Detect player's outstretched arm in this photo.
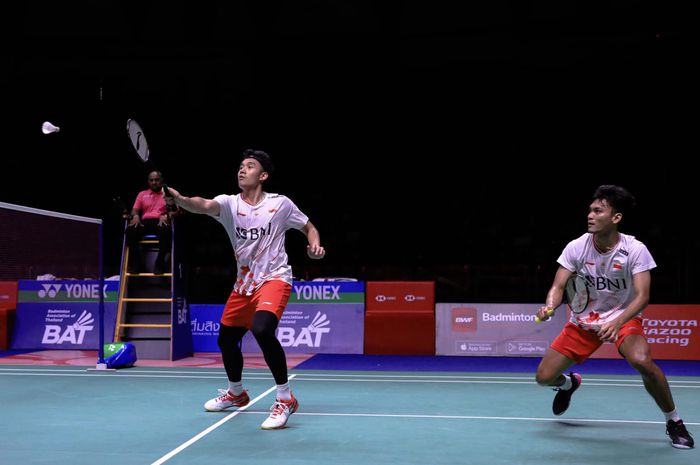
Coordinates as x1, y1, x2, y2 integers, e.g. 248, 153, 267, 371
165, 187, 220, 216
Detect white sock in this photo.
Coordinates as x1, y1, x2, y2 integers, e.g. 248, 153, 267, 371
664, 409, 680, 422
276, 382, 292, 401
228, 381, 244, 396
559, 374, 573, 391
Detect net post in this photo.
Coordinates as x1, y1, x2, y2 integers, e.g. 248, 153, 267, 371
87, 220, 115, 372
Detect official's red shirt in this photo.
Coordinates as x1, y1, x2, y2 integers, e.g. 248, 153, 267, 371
132, 189, 167, 220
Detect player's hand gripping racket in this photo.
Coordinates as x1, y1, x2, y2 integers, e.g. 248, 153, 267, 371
536, 275, 590, 323
126, 118, 176, 212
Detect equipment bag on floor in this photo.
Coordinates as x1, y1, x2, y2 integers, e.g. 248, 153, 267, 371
103, 342, 137, 368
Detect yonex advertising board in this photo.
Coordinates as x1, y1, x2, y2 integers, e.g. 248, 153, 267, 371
190, 281, 365, 354
11, 280, 118, 350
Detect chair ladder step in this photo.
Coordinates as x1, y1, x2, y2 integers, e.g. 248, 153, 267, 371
127, 272, 173, 277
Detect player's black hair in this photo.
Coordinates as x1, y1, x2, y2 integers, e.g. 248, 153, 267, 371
592, 185, 636, 217
242, 149, 274, 176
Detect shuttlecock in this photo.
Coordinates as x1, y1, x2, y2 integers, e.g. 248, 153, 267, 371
42, 121, 60, 134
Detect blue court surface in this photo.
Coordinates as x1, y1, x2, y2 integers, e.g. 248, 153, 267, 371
0, 354, 697, 464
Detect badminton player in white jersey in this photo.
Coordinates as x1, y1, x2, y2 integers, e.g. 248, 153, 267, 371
534, 185, 693, 449
165, 149, 325, 429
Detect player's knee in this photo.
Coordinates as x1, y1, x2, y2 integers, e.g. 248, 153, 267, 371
250, 311, 278, 340
627, 354, 655, 376
250, 322, 275, 341
217, 324, 245, 349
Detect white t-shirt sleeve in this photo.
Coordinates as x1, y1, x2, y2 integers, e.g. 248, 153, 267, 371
212, 194, 234, 226
557, 237, 583, 273
281, 197, 309, 230
629, 241, 657, 274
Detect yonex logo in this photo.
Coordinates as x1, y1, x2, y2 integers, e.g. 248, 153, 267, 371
404, 294, 416, 302
293, 285, 341, 301
375, 294, 386, 302
38, 284, 62, 298
38, 283, 108, 300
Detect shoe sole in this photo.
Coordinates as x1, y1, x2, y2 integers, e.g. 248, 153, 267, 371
261, 424, 287, 430
260, 402, 298, 429
670, 443, 693, 449
260, 416, 295, 430
204, 405, 248, 412
204, 400, 250, 412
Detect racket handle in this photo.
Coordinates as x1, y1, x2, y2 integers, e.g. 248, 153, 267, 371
162, 184, 177, 212
535, 307, 555, 324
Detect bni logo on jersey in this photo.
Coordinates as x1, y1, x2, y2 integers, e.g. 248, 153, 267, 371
452, 307, 477, 332
42, 310, 95, 345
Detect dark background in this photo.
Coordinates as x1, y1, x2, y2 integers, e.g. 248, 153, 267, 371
2, 1, 696, 304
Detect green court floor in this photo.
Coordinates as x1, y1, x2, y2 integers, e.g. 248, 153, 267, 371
0, 366, 697, 464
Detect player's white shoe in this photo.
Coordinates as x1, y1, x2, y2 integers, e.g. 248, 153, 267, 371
261, 393, 299, 429
204, 389, 250, 412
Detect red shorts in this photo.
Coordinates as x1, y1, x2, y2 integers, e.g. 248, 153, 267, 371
550, 317, 645, 364
220, 280, 292, 328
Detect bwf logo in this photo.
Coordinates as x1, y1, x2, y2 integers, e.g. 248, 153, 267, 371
452, 307, 477, 332
42, 310, 95, 344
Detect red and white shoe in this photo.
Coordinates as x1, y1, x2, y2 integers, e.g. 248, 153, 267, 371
204, 389, 250, 412
261, 393, 299, 429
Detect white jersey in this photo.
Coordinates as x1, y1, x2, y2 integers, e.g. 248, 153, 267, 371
212, 192, 309, 295
557, 232, 656, 330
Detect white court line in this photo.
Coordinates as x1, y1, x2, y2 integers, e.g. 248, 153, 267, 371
1, 370, 699, 387
0, 372, 277, 381
3, 367, 699, 384
294, 373, 700, 384
234, 410, 700, 426
150, 374, 295, 465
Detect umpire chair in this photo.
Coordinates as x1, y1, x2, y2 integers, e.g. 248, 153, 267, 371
114, 217, 192, 360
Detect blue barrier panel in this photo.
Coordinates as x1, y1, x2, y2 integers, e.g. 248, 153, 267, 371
11, 280, 118, 350
191, 281, 365, 354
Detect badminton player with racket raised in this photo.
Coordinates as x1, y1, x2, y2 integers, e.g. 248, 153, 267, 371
534, 185, 693, 449
164, 149, 325, 430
